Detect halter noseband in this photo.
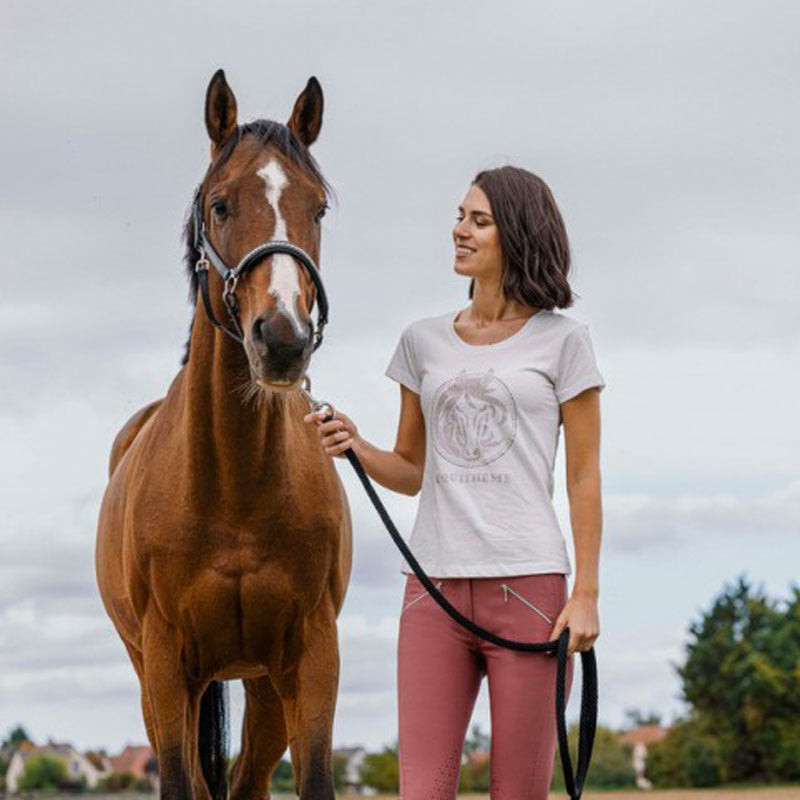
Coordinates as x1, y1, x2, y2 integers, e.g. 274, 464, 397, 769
191, 184, 329, 350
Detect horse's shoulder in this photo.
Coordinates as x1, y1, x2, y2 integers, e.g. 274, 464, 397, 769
109, 398, 165, 478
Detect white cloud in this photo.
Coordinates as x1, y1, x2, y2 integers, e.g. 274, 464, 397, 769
601, 478, 800, 553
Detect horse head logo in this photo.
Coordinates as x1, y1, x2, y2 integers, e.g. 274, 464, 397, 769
431, 368, 517, 468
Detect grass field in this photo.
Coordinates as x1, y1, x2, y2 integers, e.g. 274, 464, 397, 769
32, 789, 800, 800
335, 792, 800, 799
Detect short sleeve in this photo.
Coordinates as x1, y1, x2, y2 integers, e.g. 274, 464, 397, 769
555, 324, 606, 403
385, 323, 422, 394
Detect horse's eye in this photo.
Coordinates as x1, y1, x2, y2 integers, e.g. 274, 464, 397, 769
314, 204, 328, 224
211, 200, 228, 220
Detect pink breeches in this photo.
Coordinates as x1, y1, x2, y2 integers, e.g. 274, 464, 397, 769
397, 572, 574, 800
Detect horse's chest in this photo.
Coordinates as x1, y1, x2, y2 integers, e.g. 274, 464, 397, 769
168, 564, 319, 674
142, 508, 336, 612
127, 448, 346, 656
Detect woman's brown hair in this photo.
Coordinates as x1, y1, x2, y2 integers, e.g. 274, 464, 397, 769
469, 165, 574, 309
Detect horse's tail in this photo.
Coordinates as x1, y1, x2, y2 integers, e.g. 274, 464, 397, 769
198, 680, 229, 800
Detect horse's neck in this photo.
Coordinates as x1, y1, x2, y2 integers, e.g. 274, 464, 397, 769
182, 315, 295, 494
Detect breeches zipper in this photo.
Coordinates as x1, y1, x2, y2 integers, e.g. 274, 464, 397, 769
403, 580, 443, 612
500, 583, 554, 624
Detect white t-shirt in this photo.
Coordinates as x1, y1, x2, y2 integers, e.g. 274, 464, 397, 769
384, 307, 605, 578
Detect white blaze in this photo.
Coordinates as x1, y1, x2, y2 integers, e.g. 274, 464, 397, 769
256, 158, 305, 337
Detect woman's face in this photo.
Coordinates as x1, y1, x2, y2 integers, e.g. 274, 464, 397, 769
452, 183, 503, 281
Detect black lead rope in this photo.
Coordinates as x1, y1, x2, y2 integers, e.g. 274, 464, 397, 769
321, 411, 598, 800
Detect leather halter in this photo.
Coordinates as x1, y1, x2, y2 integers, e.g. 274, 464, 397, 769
191, 184, 329, 350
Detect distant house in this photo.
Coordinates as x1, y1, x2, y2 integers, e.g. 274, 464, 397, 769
110, 745, 157, 780
464, 748, 490, 768
85, 750, 114, 774
109, 744, 158, 792
5, 741, 111, 793
618, 724, 669, 790
332, 746, 375, 795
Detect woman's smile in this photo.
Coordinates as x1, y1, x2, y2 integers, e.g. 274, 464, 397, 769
455, 244, 476, 258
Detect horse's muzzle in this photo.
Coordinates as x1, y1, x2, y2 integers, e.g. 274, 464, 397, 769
246, 312, 313, 386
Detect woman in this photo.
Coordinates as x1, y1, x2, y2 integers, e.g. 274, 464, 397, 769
303, 165, 604, 800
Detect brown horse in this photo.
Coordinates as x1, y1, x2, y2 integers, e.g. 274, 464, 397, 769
96, 70, 352, 800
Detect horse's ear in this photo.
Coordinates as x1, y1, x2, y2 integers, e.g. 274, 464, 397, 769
287, 76, 323, 147
205, 69, 238, 157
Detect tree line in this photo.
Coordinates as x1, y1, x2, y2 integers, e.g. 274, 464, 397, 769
646, 574, 800, 786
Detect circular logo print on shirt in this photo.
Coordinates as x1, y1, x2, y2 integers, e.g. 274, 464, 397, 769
431, 368, 517, 468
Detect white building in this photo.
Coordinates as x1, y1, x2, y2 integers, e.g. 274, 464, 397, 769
5, 742, 111, 793
332, 746, 376, 795
618, 725, 669, 790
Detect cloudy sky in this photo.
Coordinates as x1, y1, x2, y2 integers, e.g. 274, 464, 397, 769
1, 0, 798, 758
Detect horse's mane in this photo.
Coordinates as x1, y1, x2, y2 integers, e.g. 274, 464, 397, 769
180, 119, 333, 365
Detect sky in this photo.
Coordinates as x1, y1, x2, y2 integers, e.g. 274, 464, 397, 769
1, 0, 798, 758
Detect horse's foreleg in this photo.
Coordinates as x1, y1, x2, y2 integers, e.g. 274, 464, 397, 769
121, 640, 159, 752
142, 615, 200, 800
229, 675, 288, 800
276, 602, 339, 800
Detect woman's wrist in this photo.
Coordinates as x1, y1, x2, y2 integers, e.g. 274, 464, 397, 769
572, 581, 599, 599
351, 434, 368, 458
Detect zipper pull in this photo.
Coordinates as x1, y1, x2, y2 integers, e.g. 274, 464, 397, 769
502, 583, 508, 602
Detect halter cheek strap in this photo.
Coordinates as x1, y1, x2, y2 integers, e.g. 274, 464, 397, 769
191, 185, 329, 349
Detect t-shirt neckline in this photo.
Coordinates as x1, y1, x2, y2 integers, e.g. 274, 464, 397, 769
447, 307, 548, 351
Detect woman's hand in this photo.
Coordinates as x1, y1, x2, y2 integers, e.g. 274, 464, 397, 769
548, 591, 600, 656
302, 406, 361, 459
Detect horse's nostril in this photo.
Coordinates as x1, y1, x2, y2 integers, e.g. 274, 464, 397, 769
252, 318, 268, 346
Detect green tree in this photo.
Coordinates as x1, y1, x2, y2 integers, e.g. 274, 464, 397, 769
332, 752, 349, 791
2, 726, 31, 749
97, 771, 135, 792
358, 741, 399, 793
268, 758, 295, 793
646, 713, 722, 788
460, 752, 490, 793
678, 574, 800, 782
463, 722, 491, 756
550, 724, 635, 791
623, 708, 662, 726
19, 754, 68, 791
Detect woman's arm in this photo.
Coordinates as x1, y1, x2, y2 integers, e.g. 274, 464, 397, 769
549, 386, 603, 655
304, 384, 426, 496
563, 386, 603, 599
